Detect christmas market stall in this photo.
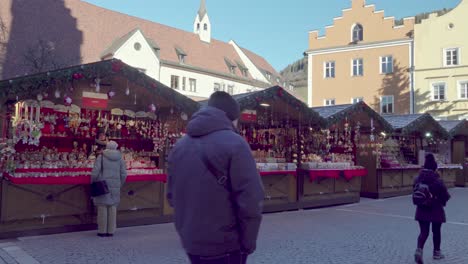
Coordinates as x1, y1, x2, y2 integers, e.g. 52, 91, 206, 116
0, 59, 199, 237
300, 102, 393, 207
439, 120, 468, 187
231, 86, 326, 213
378, 114, 455, 198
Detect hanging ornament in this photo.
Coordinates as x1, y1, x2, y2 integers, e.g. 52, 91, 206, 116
170, 108, 174, 115
64, 96, 72, 106
181, 112, 188, 121
36, 94, 43, 101
43, 92, 49, 99
134, 94, 137, 105
108, 90, 116, 98
94, 78, 101, 92
125, 81, 130, 96
69, 84, 74, 92
72, 73, 84, 80
149, 103, 156, 112
54, 89, 61, 98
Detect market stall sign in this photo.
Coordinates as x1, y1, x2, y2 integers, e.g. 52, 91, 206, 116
241, 110, 257, 122
82, 92, 108, 109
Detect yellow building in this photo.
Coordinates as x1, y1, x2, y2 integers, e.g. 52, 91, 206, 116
305, 0, 414, 115
414, 0, 468, 120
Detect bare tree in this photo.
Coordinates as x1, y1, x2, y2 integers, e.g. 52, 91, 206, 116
22, 38, 81, 74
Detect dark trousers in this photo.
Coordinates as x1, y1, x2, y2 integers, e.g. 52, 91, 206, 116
188, 251, 247, 264
417, 220, 442, 251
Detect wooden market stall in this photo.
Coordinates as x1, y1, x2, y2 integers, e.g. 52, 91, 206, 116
0, 59, 199, 238
377, 114, 455, 199
231, 86, 326, 213
439, 120, 468, 187
303, 102, 393, 205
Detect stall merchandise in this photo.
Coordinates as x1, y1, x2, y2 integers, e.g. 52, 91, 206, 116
439, 120, 468, 187
303, 102, 392, 204
374, 114, 455, 198
0, 59, 199, 237
230, 86, 325, 212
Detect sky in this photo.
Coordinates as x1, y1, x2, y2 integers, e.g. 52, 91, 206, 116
83, 0, 461, 72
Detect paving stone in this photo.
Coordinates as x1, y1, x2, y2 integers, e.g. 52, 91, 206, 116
8, 188, 468, 264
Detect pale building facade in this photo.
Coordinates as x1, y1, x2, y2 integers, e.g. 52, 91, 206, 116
414, 0, 468, 120
305, 0, 415, 115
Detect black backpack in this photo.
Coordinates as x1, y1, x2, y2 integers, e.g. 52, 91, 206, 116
412, 182, 434, 207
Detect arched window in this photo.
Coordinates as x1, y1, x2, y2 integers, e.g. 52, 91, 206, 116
352, 24, 363, 42
204, 24, 208, 30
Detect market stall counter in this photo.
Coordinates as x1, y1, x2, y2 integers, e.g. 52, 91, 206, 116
0, 59, 199, 238
232, 86, 326, 213
297, 163, 367, 209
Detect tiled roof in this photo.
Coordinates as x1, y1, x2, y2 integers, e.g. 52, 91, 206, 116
312, 104, 354, 119
438, 120, 462, 133
439, 120, 468, 137
382, 114, 425, 129
0, 0, 279, 82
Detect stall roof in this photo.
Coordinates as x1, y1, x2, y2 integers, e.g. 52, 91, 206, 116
200, 86, 326, 127
234, 86, 326, 127
439, 120, 468, 137
383, 114, 449, 139
0, 59, 200, 114
312, 102, 393, 132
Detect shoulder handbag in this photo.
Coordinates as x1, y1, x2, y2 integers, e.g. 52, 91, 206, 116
90, 155, 110, 197
196, 141, 231, 192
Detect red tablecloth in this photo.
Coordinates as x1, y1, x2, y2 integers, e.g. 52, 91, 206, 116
260, 170, 297, 177
3, 173, 167, 185
307, 168, 367, 181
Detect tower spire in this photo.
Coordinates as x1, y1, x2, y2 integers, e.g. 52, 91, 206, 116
198, 0, 207, 20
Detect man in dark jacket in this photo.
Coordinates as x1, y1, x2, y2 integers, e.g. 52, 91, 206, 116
167, 91, 264, 264
413, 153, 451, 264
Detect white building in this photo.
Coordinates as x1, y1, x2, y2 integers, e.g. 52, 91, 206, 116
0, 0, 281, 100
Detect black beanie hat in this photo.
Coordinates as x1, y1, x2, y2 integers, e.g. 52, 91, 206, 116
424, 153, 438, 172
208, 91, 240, 121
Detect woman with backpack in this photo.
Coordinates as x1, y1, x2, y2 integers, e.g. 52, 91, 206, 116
413, 153, 451, 264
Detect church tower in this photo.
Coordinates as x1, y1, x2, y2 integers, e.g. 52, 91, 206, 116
193, 0, 211, 43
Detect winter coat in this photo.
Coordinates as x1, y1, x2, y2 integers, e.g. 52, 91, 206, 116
167, 106, 265, 257
91, 150, 127, 206
414, 169, 451, 223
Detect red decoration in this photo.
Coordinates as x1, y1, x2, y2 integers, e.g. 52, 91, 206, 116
112, 60, 124, 72
72, 73, 84, 80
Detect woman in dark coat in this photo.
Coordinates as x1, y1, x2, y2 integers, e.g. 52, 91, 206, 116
414, 153, 451, 264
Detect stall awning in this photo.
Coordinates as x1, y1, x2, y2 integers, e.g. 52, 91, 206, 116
383, 113, 449, 139
439, 120, 468, 137
201, 86, 326, 128
0, 59, 200, 115
312, 102, 393, 132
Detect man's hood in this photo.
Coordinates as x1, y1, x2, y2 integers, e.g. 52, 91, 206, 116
186, 106, 235, 137
103, 149, 122, 161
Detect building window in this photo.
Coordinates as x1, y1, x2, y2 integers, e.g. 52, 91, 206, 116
171, 75, 180, 89
229, 66, 236, 74
214, 83, 221, 92
265, 72, 272, 80
324, 99, 335, 106
324, 61, 335, 78
352, 97, 363, 104
352, 24, 363, 42
380, 96, 394, 114
197, 23, 200, 30
444, 48, 459, 66
178, 54, 185, 64
241, 69, 248, 77
227, 85, 234, 95
182, 77, 186, 91
352, 59, 363, 76
459, 81, 468, 99
432, 83, 446, 101
289, 84, 294, 90
380, 56, 393, 74
189, 78, 197, 92
134, 42, 142, 51
204, 24, 208, 30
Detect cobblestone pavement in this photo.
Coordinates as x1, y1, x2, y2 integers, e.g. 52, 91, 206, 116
2, 188, 468, 264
